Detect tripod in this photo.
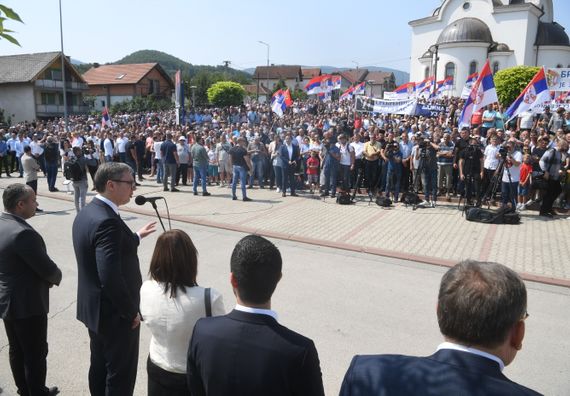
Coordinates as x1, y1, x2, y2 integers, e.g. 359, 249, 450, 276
457, 173, 476, 212
351, 167, 365, 203
481, 158, 505, 209
407, 149, 426, 210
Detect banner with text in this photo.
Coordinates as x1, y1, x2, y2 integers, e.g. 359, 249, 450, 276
415, 103, 448, 117
546, 68, 570, 92
355, 96, 417, 115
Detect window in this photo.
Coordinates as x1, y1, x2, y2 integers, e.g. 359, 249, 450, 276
148, 79, 160, 95
50, 69, 62, 81
469, 61, 478, 75
445, 62, 455, 79
493, 61, 500, 74
41, 93, 56, 105
424, 67, 430, 79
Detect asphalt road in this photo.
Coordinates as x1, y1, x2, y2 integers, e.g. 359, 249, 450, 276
1, 196, 569, 395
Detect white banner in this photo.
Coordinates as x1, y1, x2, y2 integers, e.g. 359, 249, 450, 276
546, 68, 570, 92
356, 96, 417, 115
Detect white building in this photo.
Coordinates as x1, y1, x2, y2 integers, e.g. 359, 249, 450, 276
409, 0, 570, 97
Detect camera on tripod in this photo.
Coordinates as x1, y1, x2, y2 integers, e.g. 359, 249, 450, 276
498, 147, 508, 159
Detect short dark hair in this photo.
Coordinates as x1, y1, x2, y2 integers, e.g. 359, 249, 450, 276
437, 260, 527, 348
93, 162, 132, 193
3, 183, 33, 212
230, 235, 282, 305
149, 230, 198, 298
24, 145, 31, 153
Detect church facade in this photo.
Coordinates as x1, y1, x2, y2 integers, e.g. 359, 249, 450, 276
409, 0, 570, 97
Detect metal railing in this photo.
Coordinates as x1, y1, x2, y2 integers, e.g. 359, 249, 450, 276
34, 79, 88, 90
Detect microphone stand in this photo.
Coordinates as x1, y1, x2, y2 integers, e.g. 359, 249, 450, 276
151, 201, 166, 232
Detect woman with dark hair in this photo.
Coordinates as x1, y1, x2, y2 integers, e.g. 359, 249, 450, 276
140, 230, 224, 396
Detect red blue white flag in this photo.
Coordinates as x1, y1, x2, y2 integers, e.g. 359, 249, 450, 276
101, 106, 112, 128
461, 72, 479, 99
459, 60, 498, 128
504, 67, 551, 121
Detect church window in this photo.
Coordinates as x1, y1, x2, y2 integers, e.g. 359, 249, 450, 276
469, 61, 477, 75
462, 2, 470, 10
445, 62, 455, 79
493, 62, 500, 74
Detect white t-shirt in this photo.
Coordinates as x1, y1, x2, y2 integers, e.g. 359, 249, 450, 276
518, 111, 534, 129
154, 141, 163, 160
350, 141, 364, 160
483, 145, 500, 170
336, 142, 353, 166
502, 150, 523, 183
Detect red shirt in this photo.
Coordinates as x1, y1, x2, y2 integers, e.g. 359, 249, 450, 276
520, 163, 532, 186
471, 109, 483, 126
306, 157, 320, 175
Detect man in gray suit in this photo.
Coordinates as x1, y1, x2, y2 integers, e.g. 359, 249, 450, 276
0, 183, 62, 396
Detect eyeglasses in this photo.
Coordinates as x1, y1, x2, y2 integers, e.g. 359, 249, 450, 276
111, 179, 136, 188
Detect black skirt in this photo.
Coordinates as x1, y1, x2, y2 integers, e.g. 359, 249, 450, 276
147, 355, 190, 396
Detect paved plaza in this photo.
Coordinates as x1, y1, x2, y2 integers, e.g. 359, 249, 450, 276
1, 175, 570, 395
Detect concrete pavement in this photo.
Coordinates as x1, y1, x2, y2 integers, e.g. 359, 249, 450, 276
0, 194, 569, 395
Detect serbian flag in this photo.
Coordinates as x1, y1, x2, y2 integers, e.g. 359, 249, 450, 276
459, 60, 498, 128
317, 91, 332, 102
305, 75, 331, 95
340, 85, 355, 101
416, 76, 435, 99
353, 82, 366, 95
271, 89, 292, 117
328, 75, 342, 90
393, 82, 416, 99
460, 72, 479, 99
504, 67, 551, 121
101, 106, 112, 128
432, 77, 453, 99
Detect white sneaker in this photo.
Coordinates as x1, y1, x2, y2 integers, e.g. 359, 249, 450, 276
526, 199, 534, 206
431, 201, 436, 208
421, 200, 429, 206
516, 203, 521, 210
276, 188, 281, 193
519, 204, 526, 211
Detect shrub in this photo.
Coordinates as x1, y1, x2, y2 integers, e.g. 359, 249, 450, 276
494, 66, 541, 107
207, 81, 245, 106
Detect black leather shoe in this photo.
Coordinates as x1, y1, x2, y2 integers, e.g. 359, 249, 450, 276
48, 386, 59, 395
203, 192, 211, 196
232, 195, 238, 200
290, 193, 299, 197
243, 197, 252, 202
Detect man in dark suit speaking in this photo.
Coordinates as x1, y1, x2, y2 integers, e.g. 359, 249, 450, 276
187, 235, 325, 396
339, 260, 541, 396
279, 134, 300, 197
0, 183, 62, 396
72, 162, 156, 396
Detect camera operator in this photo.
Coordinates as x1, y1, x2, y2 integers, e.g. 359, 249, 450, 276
415, 133, 439, 207
382, 141, 403, 203
399, 131, 413, 194
481, 135, 501, 202
539, 138, 568, 217
500, 141, 522, 210
437, 133, 454, 201
458, 135, 484, 206
453, 127, 470, 196
363, 132, 382, 196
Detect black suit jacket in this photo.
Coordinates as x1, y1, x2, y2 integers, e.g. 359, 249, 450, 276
0, 213, 62, 320
339, 349, 542, 396
187, 309, 325, 396
72, 197, 141, 333
279, 143, 301, 169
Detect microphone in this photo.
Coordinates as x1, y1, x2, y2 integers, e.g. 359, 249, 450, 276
134, 195, 164, 206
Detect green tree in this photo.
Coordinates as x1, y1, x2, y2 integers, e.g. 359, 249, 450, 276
110, 95, 172, 113
494, 66, 541, 107
272, 79, 287, 94
0, 5, 22, 46
207, 81, 245, 106
291, 89, 307, 101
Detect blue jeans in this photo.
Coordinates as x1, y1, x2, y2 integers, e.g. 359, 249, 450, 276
193, 164, 208, 193
156, 159, 164, 183
232, 165, 248, 199
249, 156, 264, 188
421, 166, 438, 201
501, 181, 518, 208
385, 165, 402, 201
46, 162, 58, 190
272, 165, 282, 189
339, 164, 351, 191
323, 165, 338, 195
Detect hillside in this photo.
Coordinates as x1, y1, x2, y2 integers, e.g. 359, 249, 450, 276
76, 50, 252, 83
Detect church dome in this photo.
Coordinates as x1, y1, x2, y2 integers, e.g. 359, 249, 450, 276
535, 21, 570, 46
491, 42, 511, 52
436, 18, 493, 45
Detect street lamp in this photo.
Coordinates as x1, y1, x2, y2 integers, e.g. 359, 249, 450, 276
258, 40, 270, 97
58, 0, 68, 131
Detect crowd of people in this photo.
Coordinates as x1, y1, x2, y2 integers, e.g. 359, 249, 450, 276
1, 96, 569, 217
1, 168, 542, 395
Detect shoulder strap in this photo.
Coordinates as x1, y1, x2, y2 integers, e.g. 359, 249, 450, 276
204, 287, 212, 317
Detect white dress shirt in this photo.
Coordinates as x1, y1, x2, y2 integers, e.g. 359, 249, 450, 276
235, 303, 278, 321
437, 341, 505, 371
140, 281, 225, 373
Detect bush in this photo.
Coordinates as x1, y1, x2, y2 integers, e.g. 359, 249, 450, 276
494, 66, 541, 107
207, 81, 245, 106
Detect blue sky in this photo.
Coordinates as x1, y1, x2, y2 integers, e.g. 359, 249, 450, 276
1, 0, 569, 72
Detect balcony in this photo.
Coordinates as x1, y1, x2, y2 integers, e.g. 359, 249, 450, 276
35, 79, 89, 91
36, 104, 89, 115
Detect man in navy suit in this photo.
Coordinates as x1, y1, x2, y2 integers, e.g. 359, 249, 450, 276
0, 183, 62, 396
187, 235, 325, 396
279, 134, 300, 197
339, 260, 541, 396
72, 162, 156, 396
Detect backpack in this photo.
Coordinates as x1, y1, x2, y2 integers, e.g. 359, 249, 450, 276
402, 192, 421, 205
64, 158, 83, 181
465, 207, 520, 225
375, 196, 392, 207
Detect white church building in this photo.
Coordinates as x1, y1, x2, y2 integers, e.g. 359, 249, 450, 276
409, 0, 570, 97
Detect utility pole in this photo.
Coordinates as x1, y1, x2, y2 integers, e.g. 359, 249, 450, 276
59, 0, 68, 132
258, 41, 270, 99
222, 60, 231, 80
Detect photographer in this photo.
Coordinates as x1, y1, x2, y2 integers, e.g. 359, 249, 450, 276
336, 134, 354, 192
500, 141, 522, 210
415, 134, 439, 207
453, 128, 470, 196
363, 133, 382, 196
383, 141, 403, 203
458, 135, 484, 206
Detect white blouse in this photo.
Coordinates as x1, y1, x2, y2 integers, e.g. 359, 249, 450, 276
140, 280, 225, 373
